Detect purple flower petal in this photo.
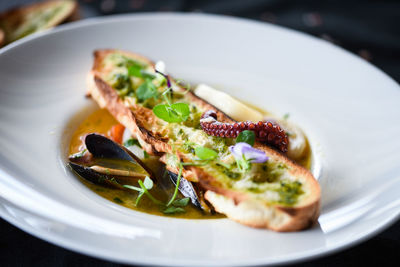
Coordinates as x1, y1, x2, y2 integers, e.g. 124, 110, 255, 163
229, 142, 268, 163
243, 148, 269, 163
229, 142, 244, 158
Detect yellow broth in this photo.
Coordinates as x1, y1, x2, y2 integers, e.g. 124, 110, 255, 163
69, 108, 223, 219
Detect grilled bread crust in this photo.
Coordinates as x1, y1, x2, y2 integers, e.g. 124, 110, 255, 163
87, 49, 321, 231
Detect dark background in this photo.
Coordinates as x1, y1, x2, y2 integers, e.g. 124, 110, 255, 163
0, 0, 399, 266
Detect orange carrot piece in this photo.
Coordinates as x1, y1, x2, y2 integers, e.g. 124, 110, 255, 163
109, 124, 125, 144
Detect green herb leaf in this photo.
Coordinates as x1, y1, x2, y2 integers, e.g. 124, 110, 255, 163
195, 146, 218, 160
123, 138, 141, 148
153, 103, 190, 123
128, 65, 142, 77
143, 176, 153, 190
172, 197, 190, 207
153, 104, 175, 122
128, 65, 156, 80
170, 103, 190, 121
163, 206, 185, 214
136, 80, 158, 101
236, 130, 255, 146
143, 151, 150, 159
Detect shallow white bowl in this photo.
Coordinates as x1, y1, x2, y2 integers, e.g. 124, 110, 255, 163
0, 13, 399, 266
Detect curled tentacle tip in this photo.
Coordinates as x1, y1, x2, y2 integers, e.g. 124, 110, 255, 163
200, 110, 288, 153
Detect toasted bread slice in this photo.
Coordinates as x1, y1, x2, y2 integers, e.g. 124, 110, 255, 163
0, 0, 78, 47
87, 49, 321, 231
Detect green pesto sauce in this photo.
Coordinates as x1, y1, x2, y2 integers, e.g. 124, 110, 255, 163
102, 52, 305, 206
276, 180, 304, 205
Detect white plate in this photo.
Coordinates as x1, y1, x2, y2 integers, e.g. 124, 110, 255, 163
0, 13, 399, 266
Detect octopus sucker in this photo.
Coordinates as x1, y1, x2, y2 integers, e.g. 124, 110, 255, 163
200, 110, 289, 153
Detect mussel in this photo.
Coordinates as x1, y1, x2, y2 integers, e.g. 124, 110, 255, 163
84, 133, 156, 180
68, 133, 205, 210
69, 162, 126, 189
168, 171, 203, 210
69, 133, 155, 187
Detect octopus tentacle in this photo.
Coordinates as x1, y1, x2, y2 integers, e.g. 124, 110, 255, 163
200, 110, 289, 153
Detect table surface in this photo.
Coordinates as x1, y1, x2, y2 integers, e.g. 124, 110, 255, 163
0, 0, 399, 266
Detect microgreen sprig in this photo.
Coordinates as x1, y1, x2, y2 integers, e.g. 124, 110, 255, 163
163, 195, 191, 214
123, 173, 190, 214
166, 163, 183, 207
153, 102, 190, 123
123, 176, 163, 206
152, 71, 190, 123
138, 179, 164, 205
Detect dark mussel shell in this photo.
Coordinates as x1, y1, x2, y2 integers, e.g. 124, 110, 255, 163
168, 171, 203, 210
68, 133, 155, 187
84, 133, 156, 181
68, 162, 125, 190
